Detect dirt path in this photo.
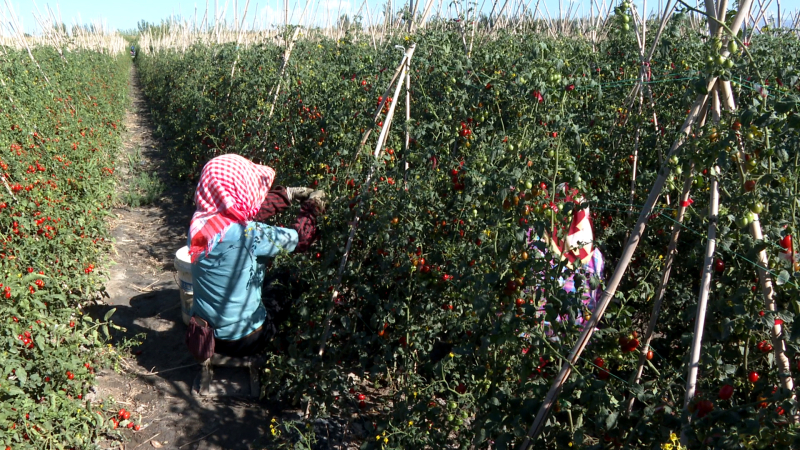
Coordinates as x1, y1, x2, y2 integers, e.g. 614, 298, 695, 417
90, 66, 279, 450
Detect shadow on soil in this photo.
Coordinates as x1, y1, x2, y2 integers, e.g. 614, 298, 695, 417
87, 292, 287, 449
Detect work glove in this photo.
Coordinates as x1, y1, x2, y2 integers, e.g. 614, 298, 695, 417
305, 190, 326, 216
286, 187, 314, 203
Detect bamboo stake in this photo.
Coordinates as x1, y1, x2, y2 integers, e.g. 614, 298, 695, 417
267, 26, 302, 119
403, 50, 411, 185
625, 169, 695, 414
680, 169, 719, 445
316, 45, 416, 358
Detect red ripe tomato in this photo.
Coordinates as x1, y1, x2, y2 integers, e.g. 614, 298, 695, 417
550, 132, 558, 138
359, 400, 366, 409
623, 338, 639, 353
744, 180, 756, 192
780, 235, 793, 253
646, 350, 654, 361
758, 340, 773, 353
539, 182, 547, 190
357, 394, 366, 401
696, 399, 714, 418
456, 383, 467, 394
748, 371, 760, 383
593, 357, 605, 368
618, 335, 630, 347
597, 369, 610, 380
713, 258, 725, 273
66, 371, 74, 380
134, 424, 141, 431
118, 409, 126, 418
515, 298, 525, 306
718, 384, 734, 400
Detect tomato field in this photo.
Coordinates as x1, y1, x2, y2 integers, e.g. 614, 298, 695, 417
134, 8, 800, 448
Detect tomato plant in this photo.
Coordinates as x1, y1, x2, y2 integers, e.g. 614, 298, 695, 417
0, 48, 133, 447
137, 21, 800, 449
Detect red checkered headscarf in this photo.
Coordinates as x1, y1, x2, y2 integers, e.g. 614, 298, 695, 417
189, 154, 275, 262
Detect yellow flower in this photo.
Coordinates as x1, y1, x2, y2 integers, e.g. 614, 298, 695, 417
384, 437, 389, 444
449, 352, 455, 358
408, 421, 414, 426
376, 435, 381, 441
662, 445, 673, 450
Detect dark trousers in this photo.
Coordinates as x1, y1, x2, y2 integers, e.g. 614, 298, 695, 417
213, 290, 293, 357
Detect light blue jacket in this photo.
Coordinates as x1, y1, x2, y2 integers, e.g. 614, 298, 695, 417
189, 222, 298, 340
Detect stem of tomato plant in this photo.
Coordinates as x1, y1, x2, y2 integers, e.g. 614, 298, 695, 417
744, 336, 750, 372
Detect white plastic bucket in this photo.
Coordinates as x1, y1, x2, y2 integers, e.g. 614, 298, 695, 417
174, 246, 194, 326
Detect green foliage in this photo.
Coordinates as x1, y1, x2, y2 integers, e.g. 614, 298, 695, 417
120, 147, 164, 207
0, 48, 135, 447
139, 24, 800, 449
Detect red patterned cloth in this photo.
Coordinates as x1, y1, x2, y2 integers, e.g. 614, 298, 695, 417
189, 154, 275, 262
541, 183, 594, 268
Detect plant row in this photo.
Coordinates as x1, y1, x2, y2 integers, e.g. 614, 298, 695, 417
138, 21, 800, 449
0, 48, 138, 449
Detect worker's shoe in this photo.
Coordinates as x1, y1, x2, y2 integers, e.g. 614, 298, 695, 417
286, 187, 314, 203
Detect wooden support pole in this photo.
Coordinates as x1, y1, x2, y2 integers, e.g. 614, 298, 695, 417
626, 169, 695, 414
680, 169, 720, 445
316, 44, 416, 358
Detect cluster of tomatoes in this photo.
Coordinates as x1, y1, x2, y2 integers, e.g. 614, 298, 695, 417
109, 408, 141, 431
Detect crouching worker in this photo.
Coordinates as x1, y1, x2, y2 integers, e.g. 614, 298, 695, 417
527, 183, 605, 337
185, 154, 324, 360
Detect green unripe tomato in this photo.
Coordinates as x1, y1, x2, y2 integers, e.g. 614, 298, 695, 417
449, 401, 458, 410
525, 181, 533, 190
622, 14, 630, 23
728, 40, 738, 53
750, 201, 764, 214
724, 59, 734, 69
622, 23, 630, 31
447, 414, 455, 422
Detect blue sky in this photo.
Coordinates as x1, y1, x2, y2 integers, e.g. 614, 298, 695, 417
7, 0, 795, 34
